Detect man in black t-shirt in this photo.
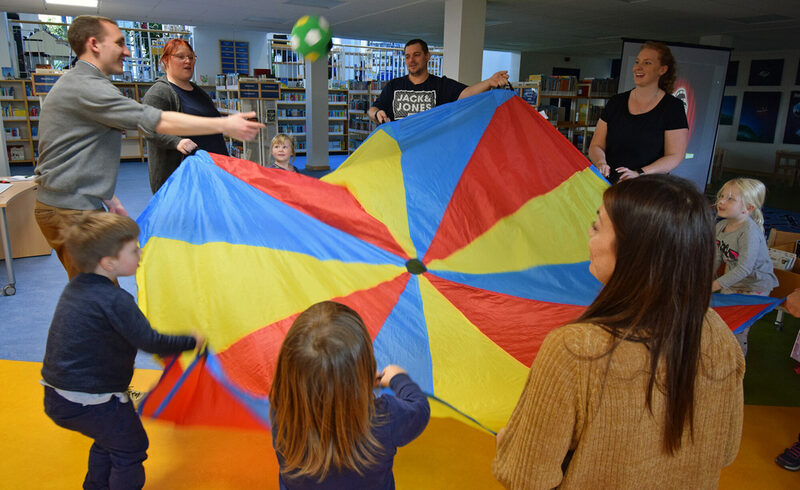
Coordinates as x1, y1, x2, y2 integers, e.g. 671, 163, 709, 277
369, 39, 509, 123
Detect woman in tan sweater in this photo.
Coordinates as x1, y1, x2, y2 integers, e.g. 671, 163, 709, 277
493, 174, 745, 489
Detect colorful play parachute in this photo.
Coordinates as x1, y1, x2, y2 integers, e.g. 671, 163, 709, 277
137, 90, 780, 433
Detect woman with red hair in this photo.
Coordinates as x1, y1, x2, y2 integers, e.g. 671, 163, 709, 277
142, 39, 228, 192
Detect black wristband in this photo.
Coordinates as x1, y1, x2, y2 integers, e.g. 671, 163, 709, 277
636, 168, 645, 175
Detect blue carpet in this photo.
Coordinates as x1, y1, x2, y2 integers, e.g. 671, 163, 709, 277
764, 206, 800, 234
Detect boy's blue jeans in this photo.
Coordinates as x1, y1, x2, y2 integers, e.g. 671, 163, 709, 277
43, 386, 148, 490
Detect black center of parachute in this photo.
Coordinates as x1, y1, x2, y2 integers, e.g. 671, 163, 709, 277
405, 258, 427, 275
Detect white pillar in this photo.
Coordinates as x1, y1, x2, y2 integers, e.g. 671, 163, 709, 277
442, 0, 486, 85
304, 57, 329, 171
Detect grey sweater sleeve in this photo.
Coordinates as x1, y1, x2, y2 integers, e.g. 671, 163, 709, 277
76, 78, 162, 134
141, 81, 183, 149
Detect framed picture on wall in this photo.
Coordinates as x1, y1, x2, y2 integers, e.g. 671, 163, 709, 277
725, 60, 738, 86
737, 91, 781, 143
748, 59, 783, 86
784, 91, 800, 145
719, 95, 736, 125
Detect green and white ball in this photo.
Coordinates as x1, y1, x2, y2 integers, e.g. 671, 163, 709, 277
290, 15, 332, 62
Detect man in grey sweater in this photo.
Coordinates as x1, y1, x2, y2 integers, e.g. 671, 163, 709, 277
34, 15, 264, 279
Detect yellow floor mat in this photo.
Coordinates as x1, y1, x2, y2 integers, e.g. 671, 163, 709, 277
1, 359, 797, 489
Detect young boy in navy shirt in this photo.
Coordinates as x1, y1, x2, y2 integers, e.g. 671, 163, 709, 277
41, 212, 197, 490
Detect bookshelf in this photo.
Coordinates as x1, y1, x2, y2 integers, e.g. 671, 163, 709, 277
277, 87, 349, 154
517, 76, 617, 154
1, 79, 156, 166
213, 76, 268, 161
115, 82, 153, 161
1, 80, 39, 165
572, 79, 617, 153
347, 80, 383, 152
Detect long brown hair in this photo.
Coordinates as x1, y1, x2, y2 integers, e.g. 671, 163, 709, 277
577, 174, 714, 455
642, 41, 677, 93
270, 301, 382, 481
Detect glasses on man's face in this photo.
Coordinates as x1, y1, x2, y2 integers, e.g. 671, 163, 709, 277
172, 54, 196, 62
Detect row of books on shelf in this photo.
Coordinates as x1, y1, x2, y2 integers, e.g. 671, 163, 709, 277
349, 99, 370, 111
526, 75, 618, 97
529, 75, 577, 95
0, 85, 33, 97
278, 93, 348, 103
349, 115, 372, 132
275, 79, 354, 90
577, 78, 618, 97
276, 109, 347, 119
347, 80, 387, 91
277, 123, 347, 134
570, 132, 593, 149
329, 140, 346, 151
216, 99, 242, 112
119, 87, 137, 99
577, 104, 603, 125
278, 123, 305, 134
7, 144, 34, 161
281, 92, 305, 102
278, 108, 304, 118
539, 105, 566, 123
215, 74, 240, 87
540, 104, 604, 126
227, 141, 244, 159
5, 126, 37, 138
2, 105, 31, 118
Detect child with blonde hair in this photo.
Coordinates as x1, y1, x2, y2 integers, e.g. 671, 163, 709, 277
268, 133, 299, 172
712, 177, 778, 354
269, 301, 430, 488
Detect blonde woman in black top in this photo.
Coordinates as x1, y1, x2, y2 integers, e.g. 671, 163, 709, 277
589, 41, 689, 184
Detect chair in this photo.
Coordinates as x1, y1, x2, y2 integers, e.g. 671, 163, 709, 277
772, 269, 800, 331
773, 150, 800, 187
